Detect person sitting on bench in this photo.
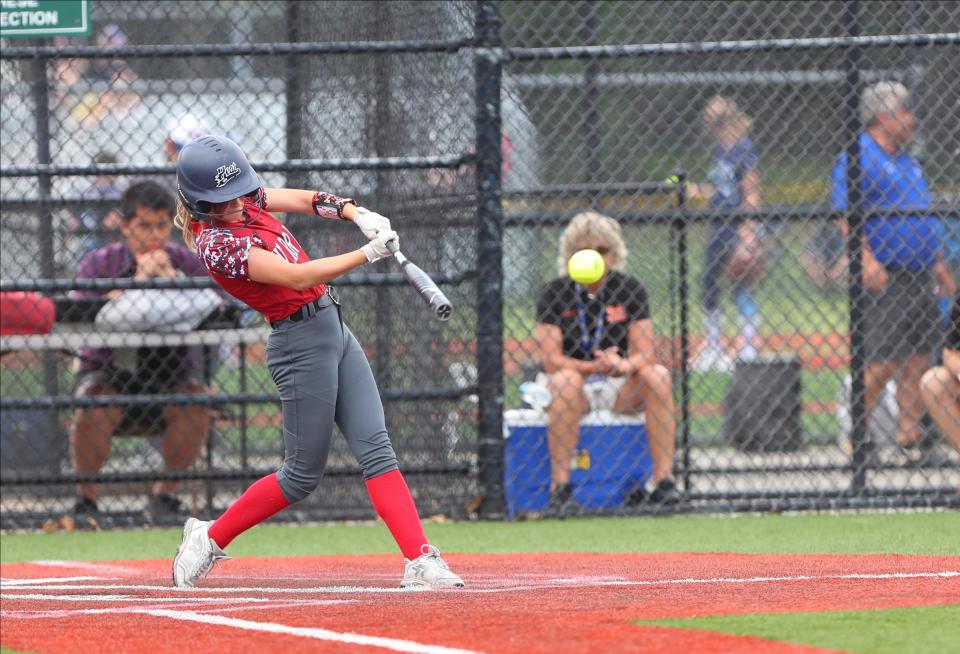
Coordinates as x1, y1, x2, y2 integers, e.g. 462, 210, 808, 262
69, 181, 211, 523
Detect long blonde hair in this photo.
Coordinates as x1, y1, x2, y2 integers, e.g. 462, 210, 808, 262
557, 211, 627, 276
173, 200, 197, 250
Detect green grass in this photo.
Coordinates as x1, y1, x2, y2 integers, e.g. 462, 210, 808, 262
2, 512, 958, 564
640, 605, 960, 654
3, 512, 957, 654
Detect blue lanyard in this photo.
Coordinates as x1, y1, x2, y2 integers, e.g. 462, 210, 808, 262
575, 284, 605, 355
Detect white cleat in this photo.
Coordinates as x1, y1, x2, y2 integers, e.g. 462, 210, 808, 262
400, 544, 465, 589
172, 517, 230, 588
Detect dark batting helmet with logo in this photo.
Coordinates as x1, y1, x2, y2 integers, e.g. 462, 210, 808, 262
176, 135, 264, 223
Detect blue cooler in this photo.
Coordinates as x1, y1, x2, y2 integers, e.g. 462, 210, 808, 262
503, 409, 653, 516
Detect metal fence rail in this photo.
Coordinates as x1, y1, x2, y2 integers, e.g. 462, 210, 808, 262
2, 0, 959, 530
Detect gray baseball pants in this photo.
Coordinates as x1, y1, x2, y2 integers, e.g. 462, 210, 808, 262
266, 298, 398, 503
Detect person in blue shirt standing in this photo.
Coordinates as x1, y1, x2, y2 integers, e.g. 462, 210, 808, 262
689, 96, 769, 372
832, 81, 955, 456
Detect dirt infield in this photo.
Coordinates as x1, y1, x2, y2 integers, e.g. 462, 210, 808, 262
3, 553, 958, 653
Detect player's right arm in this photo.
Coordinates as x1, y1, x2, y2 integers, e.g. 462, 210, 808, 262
247, 230, 398, 290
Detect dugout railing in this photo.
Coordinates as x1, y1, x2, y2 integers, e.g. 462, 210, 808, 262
2, 1, 959, 529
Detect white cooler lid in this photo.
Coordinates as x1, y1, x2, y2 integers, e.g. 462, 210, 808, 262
503, 409, 645, 438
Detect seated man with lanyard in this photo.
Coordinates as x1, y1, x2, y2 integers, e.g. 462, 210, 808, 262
535, 211, 678, 513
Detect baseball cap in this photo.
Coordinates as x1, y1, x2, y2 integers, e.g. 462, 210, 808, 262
167, 114, 207, 150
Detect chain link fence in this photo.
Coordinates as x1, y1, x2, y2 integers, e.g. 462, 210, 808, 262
1, 1, 958, 529
497, 0, 960, 516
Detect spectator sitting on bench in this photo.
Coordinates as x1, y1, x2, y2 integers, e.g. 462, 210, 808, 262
920, 294, 960, 456
69, 181, 210, 523
535, 211, 678, 513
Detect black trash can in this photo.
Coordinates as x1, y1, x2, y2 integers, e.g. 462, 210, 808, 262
723, 356, 803, 452
0, 408, 68, 476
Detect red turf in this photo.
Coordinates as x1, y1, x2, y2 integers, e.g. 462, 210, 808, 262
2, 552, 958, 653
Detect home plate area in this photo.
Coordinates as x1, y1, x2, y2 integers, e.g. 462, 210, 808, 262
2, 553, 959, 653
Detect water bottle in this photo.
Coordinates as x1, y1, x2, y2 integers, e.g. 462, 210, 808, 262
519, 381, 552, 409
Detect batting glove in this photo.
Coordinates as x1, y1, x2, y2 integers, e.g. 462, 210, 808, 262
361, 229, 399, 263
354, 207, 392, 241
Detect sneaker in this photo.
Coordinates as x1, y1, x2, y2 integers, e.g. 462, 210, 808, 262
624, 486, 647, 507
172, 518, 230, 588
146, 493, 189, 523
400, 545, 464, 589
649, 478, 681, 505
839, 436, 880, 467
58, 496, 100, 531
73, 496, 99, 516
547, 483, 578, 517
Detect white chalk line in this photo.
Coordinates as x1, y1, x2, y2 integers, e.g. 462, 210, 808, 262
131, 609, 482, 654
31, 560, 143, 575
1, 593, 273, 603
188, 599, 357, 614
0, 576, 107, 586
2, 570, 958, 597
1, 598, 355, 620
4, 570, 957, 654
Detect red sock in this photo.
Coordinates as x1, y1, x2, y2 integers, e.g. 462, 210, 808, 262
365, 469, 428, 560
208, 473, 290, 549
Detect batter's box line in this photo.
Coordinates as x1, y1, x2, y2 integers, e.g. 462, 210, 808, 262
2, 598, 357, 620
2, 570, 958, 597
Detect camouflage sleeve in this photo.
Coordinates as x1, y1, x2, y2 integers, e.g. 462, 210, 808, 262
196, 229, 265, 279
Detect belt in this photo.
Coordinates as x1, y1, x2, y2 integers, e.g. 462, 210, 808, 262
270, 293, 335, 329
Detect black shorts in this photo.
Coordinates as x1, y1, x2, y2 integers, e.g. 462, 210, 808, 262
862, 268, 941, 363
73, 360, 204, 435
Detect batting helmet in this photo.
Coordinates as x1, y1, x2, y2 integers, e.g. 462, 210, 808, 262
176, 135, 263, 222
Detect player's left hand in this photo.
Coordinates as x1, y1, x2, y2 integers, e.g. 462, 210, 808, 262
361, 229, 399, 263
353, 207, 391, 241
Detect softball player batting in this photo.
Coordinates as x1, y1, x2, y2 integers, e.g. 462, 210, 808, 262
170, 135, 463, 590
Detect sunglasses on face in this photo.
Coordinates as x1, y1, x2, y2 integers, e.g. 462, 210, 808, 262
580, 245, 610, 255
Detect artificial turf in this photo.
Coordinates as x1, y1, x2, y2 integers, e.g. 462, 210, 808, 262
2, 511, 958, 563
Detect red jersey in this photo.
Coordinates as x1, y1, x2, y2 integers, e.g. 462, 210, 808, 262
193, 197, 324, 323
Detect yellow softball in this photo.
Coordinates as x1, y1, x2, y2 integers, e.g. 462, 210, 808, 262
567, 249, 606, 285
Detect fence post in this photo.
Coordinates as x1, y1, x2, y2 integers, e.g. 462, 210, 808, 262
474, 0, 505, 517
284, 0, 305, 191
842, 0, 868, 494
675, 173, 691, 493
29, 42, 61, 456
372, 0, 395, 386
579, 1, 602, 189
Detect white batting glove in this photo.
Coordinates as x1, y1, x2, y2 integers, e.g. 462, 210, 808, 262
361, 229, 399, 263
353, 207, 392, 241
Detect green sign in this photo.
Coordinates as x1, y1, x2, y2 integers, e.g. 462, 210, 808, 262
1, 0, 90, 38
